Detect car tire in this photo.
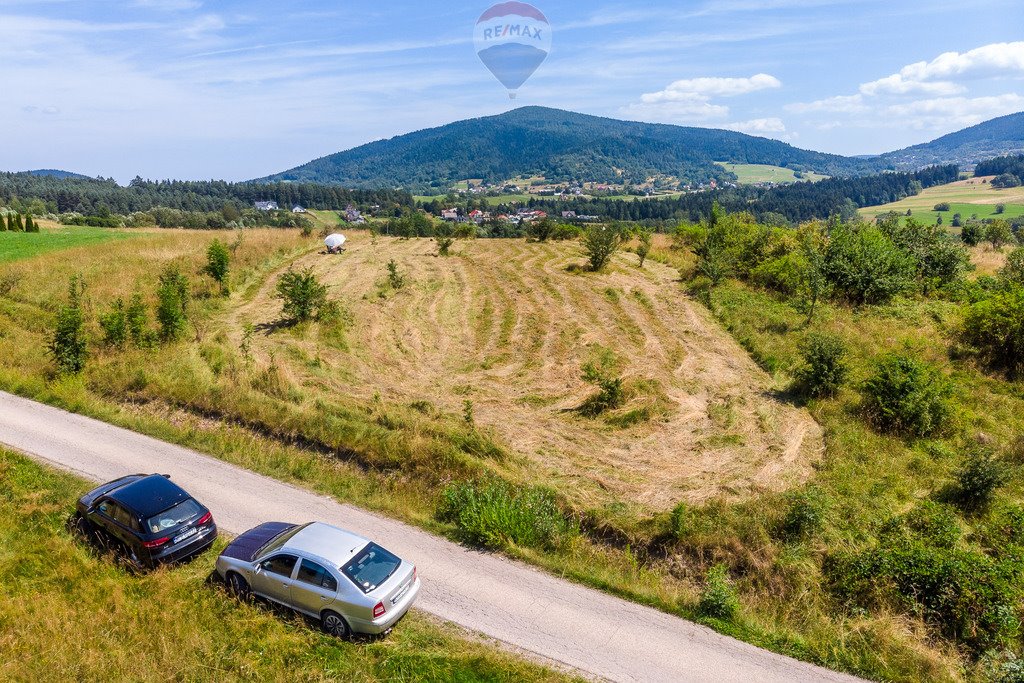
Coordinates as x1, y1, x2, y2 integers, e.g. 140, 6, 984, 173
321, 610, 350, 639
226, 572, 251, 602
69, 512, 91, 538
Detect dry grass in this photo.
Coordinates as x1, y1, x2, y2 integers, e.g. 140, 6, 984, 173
223, 235, 821, 510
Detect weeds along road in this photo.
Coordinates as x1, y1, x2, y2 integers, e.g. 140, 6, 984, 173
0, 390, 863, 683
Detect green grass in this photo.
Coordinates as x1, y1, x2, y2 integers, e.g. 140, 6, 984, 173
860, 176, 1024, 224
716, 162, 828, 185
0, 226, 134, 263
0, 447, 575, 682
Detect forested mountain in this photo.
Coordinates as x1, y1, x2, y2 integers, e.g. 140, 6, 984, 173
26, 169, 90, 180
262, 107, 888, 190
880, 112, 1024, 170
0, 173, 412, 215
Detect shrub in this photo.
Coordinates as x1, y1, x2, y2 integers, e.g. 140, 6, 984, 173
581, 224, 621, 272
156, 266, 190, 341
204, 239, 230, 293
550, 223, 581, 241
125, 291, 151, 347
698, 565, 739, 620
996, 203, 1007, 215
437, 479, 577, 550
824, 222, 916, 305
794, 333, 849, 398
1001, 249, 1024, 286
635, 227, 653, 267
49, 276, 87, 374
988, 220, 1014, 250
861, 354, 953, 437
934, 202, 952, 212
961, 286, 1024, 378
386, 260, 407, 290
434, 221, 455, 256
878, 500, 962, 549
275, 267, 329, 323
526, 217, 555, 242
98, 299, 128, 347
825, 542, 1023, 652
962, 222, 985, 246
778, 487, 829, 540
948, 448, 1009, 515
579, 349, 624, 416
992, 174, 1022, 189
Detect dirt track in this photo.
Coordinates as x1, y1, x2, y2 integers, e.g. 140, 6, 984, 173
231, 235, 823, 509
0, 390, 861, 683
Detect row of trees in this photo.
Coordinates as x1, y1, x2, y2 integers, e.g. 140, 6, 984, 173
0, 212, 39, 232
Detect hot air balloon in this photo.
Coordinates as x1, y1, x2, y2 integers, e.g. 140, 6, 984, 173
473, 2, 551, 99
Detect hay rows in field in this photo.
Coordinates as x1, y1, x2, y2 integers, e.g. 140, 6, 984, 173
234, 236, 823, 511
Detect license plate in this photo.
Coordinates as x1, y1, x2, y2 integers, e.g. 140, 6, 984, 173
174, 527, 198, 544
391, 581, 411, 605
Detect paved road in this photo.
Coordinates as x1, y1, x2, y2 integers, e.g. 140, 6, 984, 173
0, 390, 863, 683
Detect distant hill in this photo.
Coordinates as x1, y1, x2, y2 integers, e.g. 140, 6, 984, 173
25, 169, 90, 180
880, 111, 1024, 170
261, 107, 887, 190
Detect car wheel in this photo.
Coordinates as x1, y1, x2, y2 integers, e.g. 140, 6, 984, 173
321, 610, 350, 639
226, 572, 251, 601
69, 512, 91, 538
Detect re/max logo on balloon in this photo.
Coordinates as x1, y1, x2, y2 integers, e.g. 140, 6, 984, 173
474, 2, 552, 100
479, 23, 545, 42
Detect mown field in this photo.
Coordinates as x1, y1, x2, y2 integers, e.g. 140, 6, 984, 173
5, 220, 1024, 682
0, 447, 574, 682
860, 176, 1024, 224
716, 163, 828, 185
0, 223, 134, 263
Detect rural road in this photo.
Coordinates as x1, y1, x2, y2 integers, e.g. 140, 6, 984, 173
0, 390, 863, 683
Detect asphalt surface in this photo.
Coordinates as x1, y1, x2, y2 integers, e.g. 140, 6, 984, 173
0, 390, 865, 683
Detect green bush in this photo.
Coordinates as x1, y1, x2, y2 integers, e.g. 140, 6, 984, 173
579, 349, 624, 416
778, 487, 830, 540
824, 222, 916, 305
386, 260, 407, 290
156, 266, 190, 341
204, 239, 230, 293
98, 299, 128, 347
878, 501, 962, 549
634, 227, 653, 267
125, 291, 152, 347
934, 202, 952, 212
961, 222, 985, 247
961, 286, 1024, 378
48, 276, 87, 374
275, 267, 329, 323
1001, 249, 1024, 286
550, 223, 582, 241
988, 220, 1014, 250
526, 217, 555, 242
793, 333, 849, 398
437, 479, 577, 550
749, 252, 804, 295
581, 224, 622, 272
698, 565, 739, 620
948, 448, 1009, 515
825, 542, 1023, 653
861, 354, 953, 437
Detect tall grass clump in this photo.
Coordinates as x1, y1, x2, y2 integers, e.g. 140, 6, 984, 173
438, 479, 577, 551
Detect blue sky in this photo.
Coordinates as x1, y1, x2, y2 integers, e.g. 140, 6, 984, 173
1, 0, 1022, 181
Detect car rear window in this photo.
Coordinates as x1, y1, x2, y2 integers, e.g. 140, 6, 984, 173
146, 498, 202, 534
341, 543, 401, 594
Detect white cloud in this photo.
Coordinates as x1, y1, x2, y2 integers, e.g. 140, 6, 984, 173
180, 14, 224, 40
131, 0, 202, 10
883, 93, 1024, 129
640, 73, 781, 103
860, 42, 1024, 96
723, 117, 787, 134
785, 94, 867, 114
622, 98, 730, 124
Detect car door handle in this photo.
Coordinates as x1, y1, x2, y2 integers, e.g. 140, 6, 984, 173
320, 596, 330, 601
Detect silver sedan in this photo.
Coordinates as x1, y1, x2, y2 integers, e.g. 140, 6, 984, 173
215, 521, 420, 637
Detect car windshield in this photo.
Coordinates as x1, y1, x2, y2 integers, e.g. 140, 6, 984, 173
146, 498, 202, 534
341, 543, 401, 594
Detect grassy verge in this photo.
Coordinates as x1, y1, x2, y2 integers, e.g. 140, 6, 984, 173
0, 447, 575, 682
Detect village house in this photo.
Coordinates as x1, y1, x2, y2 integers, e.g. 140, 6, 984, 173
253, 201, 279, 211
291, 205, 307, 213
441, 208, 460, 221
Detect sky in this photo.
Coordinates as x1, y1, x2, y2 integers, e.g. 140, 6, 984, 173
1, 0, 1022, 182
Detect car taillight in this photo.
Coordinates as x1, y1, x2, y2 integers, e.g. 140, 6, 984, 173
197, 512, 212, 525
143, 537, 169, 549
373, 602, 386, 619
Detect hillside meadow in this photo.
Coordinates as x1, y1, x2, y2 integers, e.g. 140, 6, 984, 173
3, 218, 1024, 681
860, 176, 1024, 225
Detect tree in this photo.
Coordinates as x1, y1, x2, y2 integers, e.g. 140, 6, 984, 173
796, 225, 830, 324
98, 299, 128, 347
992, 173, 1021, 189
24, 214, 38, 232
125, 290, 150, 347
527, 217, 556, 242
961, 286, 1024, 378
986, 219, 1013, 250
824, 222, 916, 305
634, 227, 653, 267
695, 203, 728, 285
203, 239, 230, 294
434, 221, 455, 256
0, 214, 6, 232
49, 276, 87, 374
276, 267, 329, 322
961, 222, 984, 247
581, 224, 621, 272
156, 266, 190, 341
